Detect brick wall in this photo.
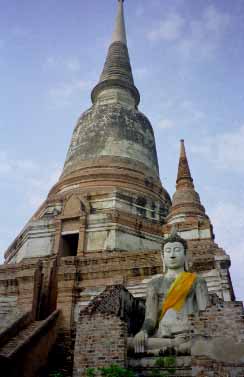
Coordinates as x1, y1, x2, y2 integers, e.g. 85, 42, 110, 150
73, 313, 127, 377
190, 296, 244, 376
192, 358, 244, 376
73, 285, 143, 377
190, 297, 244, 342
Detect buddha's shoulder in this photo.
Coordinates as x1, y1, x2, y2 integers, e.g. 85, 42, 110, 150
147, 274, 165, 289
194, 274, 206, 282
147, 273, 207, 289
193, 274, 207, 288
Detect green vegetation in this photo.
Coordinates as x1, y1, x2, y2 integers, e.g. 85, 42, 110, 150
149, 356, 176, 377
86, 368, 96, 377
156, 356, 176, 371
85, 357, 177, 377
99, 364, 135, 377
49, 372, 64, 377
86, 364, 135, 377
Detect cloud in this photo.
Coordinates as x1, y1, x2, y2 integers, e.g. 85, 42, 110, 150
180, 6, 230, 59
0, 151, 38, 176
44, 56, 81, 72
48, 80, 89, 106
0, 158, 11, 174
65, 58, 81, 72
0, 26, 30, 57
148, 13, 184, 42
0, 150, 62, 209
210, 202, 244, 249
157, 118, 175, 129
11, 26, 30, 39
147, 5, 230, 59
0, 239, 8, 263
26, 166, 61, 208
156, 98, 205, 130
0, 150, 62, 263
191, 124, 244, 173
180, 100, 205, 121
0, 226, 24, 264
203, 5, 230, 35
135, 5, 145, 17
134, 67, 149, 79
44, 56, 88, 106
209, 201, 244, 300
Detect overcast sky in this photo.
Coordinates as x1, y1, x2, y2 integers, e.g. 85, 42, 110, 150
0, 0, 244, 299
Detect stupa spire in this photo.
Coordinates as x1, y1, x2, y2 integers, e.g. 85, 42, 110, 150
91, 0, 140, 107
176, 139, 193, 187
166, 140, 208, 224
111, 0, 127, 45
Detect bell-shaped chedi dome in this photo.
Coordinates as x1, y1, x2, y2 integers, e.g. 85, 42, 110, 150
51, 0, 170, 207
60, 0, 152, 180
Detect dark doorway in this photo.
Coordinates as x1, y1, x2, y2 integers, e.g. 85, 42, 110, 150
61, 233, 79, 257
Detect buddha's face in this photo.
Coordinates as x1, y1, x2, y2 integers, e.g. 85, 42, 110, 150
163, 241, 186, 270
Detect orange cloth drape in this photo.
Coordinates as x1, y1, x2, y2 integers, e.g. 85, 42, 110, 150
159, 272, 197, 322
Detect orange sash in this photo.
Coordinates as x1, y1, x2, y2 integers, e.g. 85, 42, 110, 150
159, 272, 197, 321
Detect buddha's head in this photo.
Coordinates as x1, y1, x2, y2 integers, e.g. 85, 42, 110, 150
161, 229, 188, 272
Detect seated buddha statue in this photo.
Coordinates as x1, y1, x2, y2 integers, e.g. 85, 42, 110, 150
132, 229, 209, 354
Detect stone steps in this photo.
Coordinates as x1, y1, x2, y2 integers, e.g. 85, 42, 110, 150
0, 310, 23, 330
37, 329, 75, 377
0, 320, 44, 357
132, 368, 192, 377
129, 356, 192, 377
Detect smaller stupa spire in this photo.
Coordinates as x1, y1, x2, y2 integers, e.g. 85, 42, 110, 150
166, 140, 208, 224
176, 139, 193, 186
111, 0, 127, 45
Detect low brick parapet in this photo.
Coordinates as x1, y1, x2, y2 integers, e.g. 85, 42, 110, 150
73, 285, 145, 377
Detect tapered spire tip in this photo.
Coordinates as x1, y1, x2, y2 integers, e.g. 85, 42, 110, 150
112, 0, 127, 45
180, 139, 187, 158
91, 0, 140, 106
177, 140, 193, 184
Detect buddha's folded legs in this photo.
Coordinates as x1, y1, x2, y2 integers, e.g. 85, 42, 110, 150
127, 336, 191, 354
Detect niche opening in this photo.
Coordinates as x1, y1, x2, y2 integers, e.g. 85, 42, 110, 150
61, 233, 79, 257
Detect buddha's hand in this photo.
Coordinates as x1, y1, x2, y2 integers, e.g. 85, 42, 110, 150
133, 330, 148, 353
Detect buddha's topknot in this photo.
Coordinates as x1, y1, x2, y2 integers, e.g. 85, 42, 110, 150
162, 226, 188, 253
